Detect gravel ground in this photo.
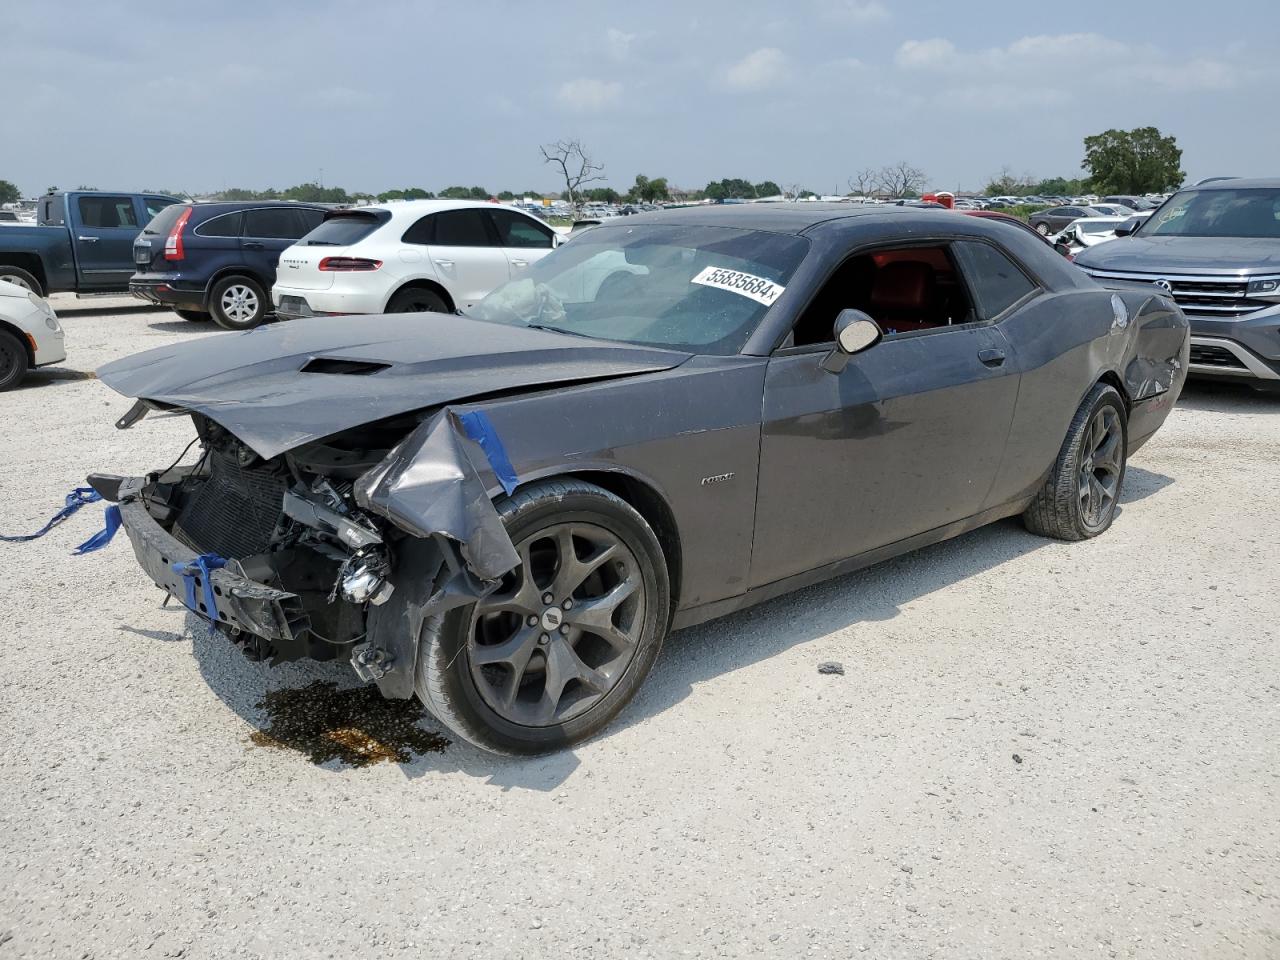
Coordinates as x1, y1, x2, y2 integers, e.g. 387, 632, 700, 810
1, 300, 1277, 959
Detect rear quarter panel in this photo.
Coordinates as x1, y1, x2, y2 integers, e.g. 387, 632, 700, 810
989, 287, 1187, 507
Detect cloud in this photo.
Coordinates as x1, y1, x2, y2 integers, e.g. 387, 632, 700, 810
891, 32, 1243, 108
894, 38, 956, 68
556, 77, 622, 112
818, 0, 889, 23
606, 27, 637, 60
722, 47, 787, 92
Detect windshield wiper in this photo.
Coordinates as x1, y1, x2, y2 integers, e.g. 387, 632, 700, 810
526, 323, 594, 340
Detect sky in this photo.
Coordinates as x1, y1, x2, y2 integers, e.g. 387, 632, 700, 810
4, 0, 1278, 198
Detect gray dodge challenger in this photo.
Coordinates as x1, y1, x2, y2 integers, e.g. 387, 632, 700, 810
91, 204, 1189, 753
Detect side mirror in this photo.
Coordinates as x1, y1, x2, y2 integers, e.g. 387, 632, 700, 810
821, 309, 883, 374
1054, 240, 1074, 257
1114, 216, 1142, 237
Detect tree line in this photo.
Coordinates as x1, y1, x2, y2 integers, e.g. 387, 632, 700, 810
2, 125, 1186, 214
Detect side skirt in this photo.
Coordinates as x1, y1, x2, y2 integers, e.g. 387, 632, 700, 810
670, 498, 1032, 631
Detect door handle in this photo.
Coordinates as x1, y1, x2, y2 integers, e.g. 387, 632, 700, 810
243, 241, 264, 250
434, 259, 454, 268
978, 348, 1006, 367
510, 259, 528, 268
77, 236, 99, 243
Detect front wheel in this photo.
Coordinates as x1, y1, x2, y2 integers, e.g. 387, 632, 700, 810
1023, 383, 1128, 540
0, 330, 30, 391
414, 479, 670, 754
1035, 222, 1051, 236
209, 275, 267, 330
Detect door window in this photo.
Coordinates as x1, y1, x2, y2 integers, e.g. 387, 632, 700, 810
244, 207, 307, 239
77, 195, 138, 228
489, 209, 554, 248
194, 212, 243, 238
955, 241, 1039, 320
432, 209, 496, 247
788, 244, 975, 346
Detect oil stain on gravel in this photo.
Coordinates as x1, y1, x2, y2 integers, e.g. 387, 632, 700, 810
250, 681, 449, 767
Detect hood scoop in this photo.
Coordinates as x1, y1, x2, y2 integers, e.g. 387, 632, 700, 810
300, 357, 392, 376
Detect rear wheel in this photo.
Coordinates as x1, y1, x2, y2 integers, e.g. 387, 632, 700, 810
175, 308, 210, 322
1023, 383, 1128, 540
1035, 221, 1051, 236
0, 266, 43, 296
386, 286, 449, 314
414, 479, 670, 754
0, 330, 30, 391
209, 275, 267, 330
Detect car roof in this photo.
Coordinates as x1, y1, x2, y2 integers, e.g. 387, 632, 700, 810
609, 201, 924, 235
357, 199, 536, 221
1181, 177, 1280, 191
185, 200, 328, 215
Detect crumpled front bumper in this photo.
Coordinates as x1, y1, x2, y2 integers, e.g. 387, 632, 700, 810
116, 496, 301, 642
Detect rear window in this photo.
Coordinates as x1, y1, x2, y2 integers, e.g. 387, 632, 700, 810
194, 211, 242, 238
301, 210, 390, 246
141, 203, 190, 236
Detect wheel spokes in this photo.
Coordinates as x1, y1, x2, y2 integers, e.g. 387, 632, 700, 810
467, 520, 646, 727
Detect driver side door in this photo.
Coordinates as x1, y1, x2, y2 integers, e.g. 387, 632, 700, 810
749, 242, 1022, 590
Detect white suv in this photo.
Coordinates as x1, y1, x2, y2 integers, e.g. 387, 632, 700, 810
271, 200, 559, 319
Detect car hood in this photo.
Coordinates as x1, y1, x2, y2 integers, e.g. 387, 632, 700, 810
98, 313, 691, 458
1075, 235, 1280, 275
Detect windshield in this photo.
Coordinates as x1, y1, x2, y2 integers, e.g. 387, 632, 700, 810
468, 224, 810, 354
1138, 188, 1280, 239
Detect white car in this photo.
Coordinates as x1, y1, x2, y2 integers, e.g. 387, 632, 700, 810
0, 279, 65, 391
1088, 203, 1132, 217
272, 200, 560, 320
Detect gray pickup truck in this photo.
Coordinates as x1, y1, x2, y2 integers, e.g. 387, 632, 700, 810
1075, 178, 1280, 391
0, 191, 180, 296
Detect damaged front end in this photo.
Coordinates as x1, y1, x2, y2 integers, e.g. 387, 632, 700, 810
92, 406, 522, 699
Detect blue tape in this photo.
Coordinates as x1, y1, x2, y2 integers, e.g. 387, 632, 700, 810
73, 504, 122, 554
458, 410, 518, 496
1, 487, 102, 543
171, 553, 228, 620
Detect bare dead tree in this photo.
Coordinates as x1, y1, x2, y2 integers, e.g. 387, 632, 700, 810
876, 161, 927, 198
847, 167, 879, 197
539, 139, 605, 216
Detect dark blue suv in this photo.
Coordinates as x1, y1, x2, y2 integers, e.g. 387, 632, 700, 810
130, 201, 327, 329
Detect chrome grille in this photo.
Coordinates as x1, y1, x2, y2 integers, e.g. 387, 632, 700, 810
1083, 269, 1274, 318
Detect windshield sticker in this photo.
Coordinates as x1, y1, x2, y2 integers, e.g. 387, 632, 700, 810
691, 266, 785, 306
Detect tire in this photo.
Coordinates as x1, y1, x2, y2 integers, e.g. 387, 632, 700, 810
386, 286, 449, 314
175, 308, 210, 322
1035, 221, 1051, 236
209, 275, 267, 330
414, 478, 671, 754
0, 266, 43, 297
1023, 383, 1128, 541
0, 329, 30, 392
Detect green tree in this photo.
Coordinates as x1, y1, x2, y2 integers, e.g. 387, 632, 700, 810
703, 178, 758, 200
497, 190, 516, 200
983, 166, 1034, 196
0, 180, 21, 205
439, 185, 490, 200
583, 187, 621, 203
627, 175, 669, 203
279, 182, 350, 203
754, 180, 781, 198
376, 187, 434, 201
1082, 127, 1184, 194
